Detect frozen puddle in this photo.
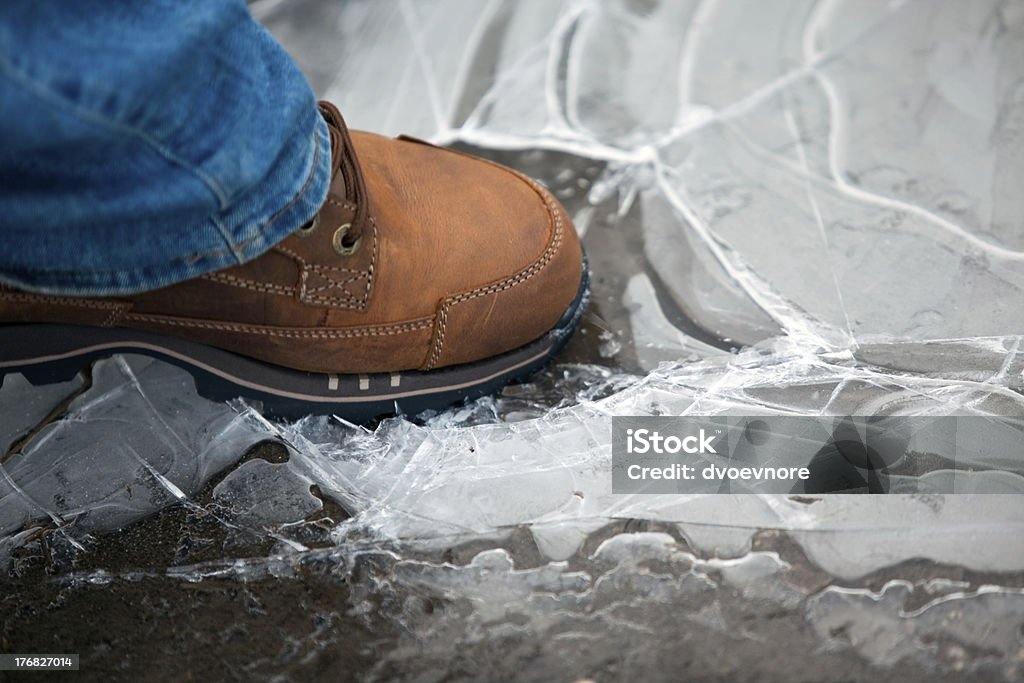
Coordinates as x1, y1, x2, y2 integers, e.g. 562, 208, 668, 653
4, 0, 1024, 679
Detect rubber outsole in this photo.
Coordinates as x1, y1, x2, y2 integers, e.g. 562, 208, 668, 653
0, 265, 590, 421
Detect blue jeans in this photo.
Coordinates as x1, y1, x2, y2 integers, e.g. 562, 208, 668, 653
0, 0, 331, 295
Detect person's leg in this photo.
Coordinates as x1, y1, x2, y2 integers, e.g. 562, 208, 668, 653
0, 0, 330, 295
0, 1, 588, 419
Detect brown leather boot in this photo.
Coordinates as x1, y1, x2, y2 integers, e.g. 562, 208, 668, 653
0, 102, 588, 419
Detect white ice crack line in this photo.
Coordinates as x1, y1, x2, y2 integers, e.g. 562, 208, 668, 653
817, 376, 851, 416
543, 1, 589, 135
783, 94, 857, 345
656, 0, 923, 148
985, 337, 1021, 386
802, 0, 1024, 262
0, 460, 67, 528
398, 0, 448, 133
115, 356, 191, 454
459, 32, 551, 132
563, 0, 597, 132
450, 0, 848, 154
656, 163, 843, 350
442, 0, 1013, 283
445, 0, 503, 128
674, 0, 716, 119
125, 437, 314, 552
447, 0, 936, 182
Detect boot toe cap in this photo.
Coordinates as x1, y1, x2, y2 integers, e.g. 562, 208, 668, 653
352, 131, 585, 371
422, 168, 584, 370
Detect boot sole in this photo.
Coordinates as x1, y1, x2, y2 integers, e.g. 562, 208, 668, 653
0, 263, 590, 421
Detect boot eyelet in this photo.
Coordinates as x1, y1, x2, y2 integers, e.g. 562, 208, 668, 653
332, 223, 362, 256
296, 214, 320, 237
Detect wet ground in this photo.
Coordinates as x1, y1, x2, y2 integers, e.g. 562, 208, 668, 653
4, 0, 1024, 681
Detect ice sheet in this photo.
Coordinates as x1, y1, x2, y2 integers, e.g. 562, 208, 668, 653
1, 357, 277, 558
3, 0, 1024, 678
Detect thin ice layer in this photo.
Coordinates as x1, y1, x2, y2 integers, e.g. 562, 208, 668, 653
272, 340, 1024, 580
0, 356, 275, 546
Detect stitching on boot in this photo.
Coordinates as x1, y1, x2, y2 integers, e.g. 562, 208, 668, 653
0, 291, 125, 310
423, 175, 565, 370
278, 216, 378, 311
101, 304, 132, 327
448, 177, 563, 305
121, 314, 434, 339
202, 272, 297, 296
362, 216, 379, 308
301, 279, 367, 306
424, 302, 450, 370
275, 246, 364, 275
326, 197, 358, 211
304, 272, 366, 293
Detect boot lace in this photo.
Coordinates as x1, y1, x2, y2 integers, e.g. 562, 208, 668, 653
316, 101, 369, 255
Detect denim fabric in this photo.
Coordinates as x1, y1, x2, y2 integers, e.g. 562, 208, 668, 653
0, 0, 330, 295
